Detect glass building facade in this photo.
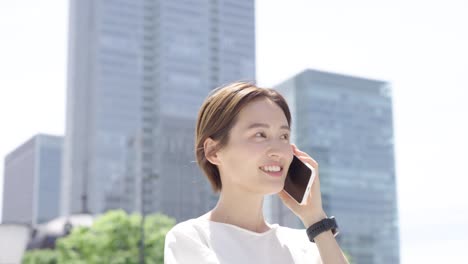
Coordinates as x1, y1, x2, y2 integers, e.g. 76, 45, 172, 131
62, 0, 255, 222
2, 134, 62, 225
270, 69, 400, 264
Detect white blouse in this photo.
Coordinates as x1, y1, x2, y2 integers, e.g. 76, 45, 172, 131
164, 217, 322, 264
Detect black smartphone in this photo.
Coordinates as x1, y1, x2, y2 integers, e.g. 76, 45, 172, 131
283, 155, 316, 204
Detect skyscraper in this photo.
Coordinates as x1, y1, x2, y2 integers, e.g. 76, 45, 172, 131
2, 134, 63, 225
61, 0, 255, 222
270, 69, 399, 264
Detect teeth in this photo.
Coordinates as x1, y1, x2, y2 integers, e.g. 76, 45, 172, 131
261, 166, 281, 172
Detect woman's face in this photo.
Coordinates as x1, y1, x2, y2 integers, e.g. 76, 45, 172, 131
216, 97, 294, 195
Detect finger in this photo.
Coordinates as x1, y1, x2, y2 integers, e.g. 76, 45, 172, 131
293, 150, 308, 158
291, 146, 318, 165
292, 145, 306, 153
293, 148, 310, 157
292, 146, 303, 154
295, 155, 318, 166
291, 144, 304, 153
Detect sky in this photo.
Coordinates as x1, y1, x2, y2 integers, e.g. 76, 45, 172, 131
1, 0, 467, 263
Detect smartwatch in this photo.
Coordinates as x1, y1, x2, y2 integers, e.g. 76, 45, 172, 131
306, 216, 339, 243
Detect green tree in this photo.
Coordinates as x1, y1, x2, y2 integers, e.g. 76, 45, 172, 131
22, 249, 58, 264
36, 210, 175, 264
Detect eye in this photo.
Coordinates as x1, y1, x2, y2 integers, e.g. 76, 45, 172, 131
255, 132, 267, 138
281, 134, 290, 140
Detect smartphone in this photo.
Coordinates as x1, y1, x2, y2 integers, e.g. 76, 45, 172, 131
283, 155, 316, 204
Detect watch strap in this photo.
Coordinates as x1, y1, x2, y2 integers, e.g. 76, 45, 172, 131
306, 216, 339, 243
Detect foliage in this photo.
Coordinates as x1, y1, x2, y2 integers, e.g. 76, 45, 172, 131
22, 249, 58, 264
22, 210, 176, 264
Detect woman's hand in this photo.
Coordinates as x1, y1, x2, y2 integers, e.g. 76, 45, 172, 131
279, 145, 350, 264
277, 144, 327, 227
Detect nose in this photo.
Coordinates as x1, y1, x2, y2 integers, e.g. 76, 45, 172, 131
267, 141, 290, 160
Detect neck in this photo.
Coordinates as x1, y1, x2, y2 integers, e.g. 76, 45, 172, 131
207, 187, 270, 233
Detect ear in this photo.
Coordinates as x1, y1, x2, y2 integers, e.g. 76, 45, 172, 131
204, 137, 221, 165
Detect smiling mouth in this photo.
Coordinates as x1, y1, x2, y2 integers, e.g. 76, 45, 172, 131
259, 167, 282, 172
259, 167, 283, 177
259, 165, 283, 172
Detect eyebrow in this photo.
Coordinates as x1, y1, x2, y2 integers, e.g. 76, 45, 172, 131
246, 122, 290, 131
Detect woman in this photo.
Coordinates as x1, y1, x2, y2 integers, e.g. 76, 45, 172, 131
164, 82, 349, 264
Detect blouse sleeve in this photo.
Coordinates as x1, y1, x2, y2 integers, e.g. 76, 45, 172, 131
164, 228, 220, 264
291, 228, 323, 264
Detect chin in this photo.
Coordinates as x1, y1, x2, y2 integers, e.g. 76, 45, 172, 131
261, 182, 285, 196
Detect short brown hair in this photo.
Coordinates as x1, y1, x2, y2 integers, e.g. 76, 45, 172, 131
195, 81, 292, 193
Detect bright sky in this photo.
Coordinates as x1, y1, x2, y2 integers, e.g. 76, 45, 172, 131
1, 0, 467, 263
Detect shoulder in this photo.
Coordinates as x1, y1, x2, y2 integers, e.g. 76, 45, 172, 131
166, 218, 201, 237
165, 218, 209, 245
164, 218, 218, 263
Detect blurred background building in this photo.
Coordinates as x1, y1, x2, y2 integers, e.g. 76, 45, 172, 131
0, 224, 31, 264
2, 134, 62, 226
267, 69, 399, 264
0, 1, 403, 263
61, 0, 256, 221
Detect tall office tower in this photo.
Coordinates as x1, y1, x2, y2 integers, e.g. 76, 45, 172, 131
2, 134, 63, 225
270, 69, 399, 264
61, 0, 255, 222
